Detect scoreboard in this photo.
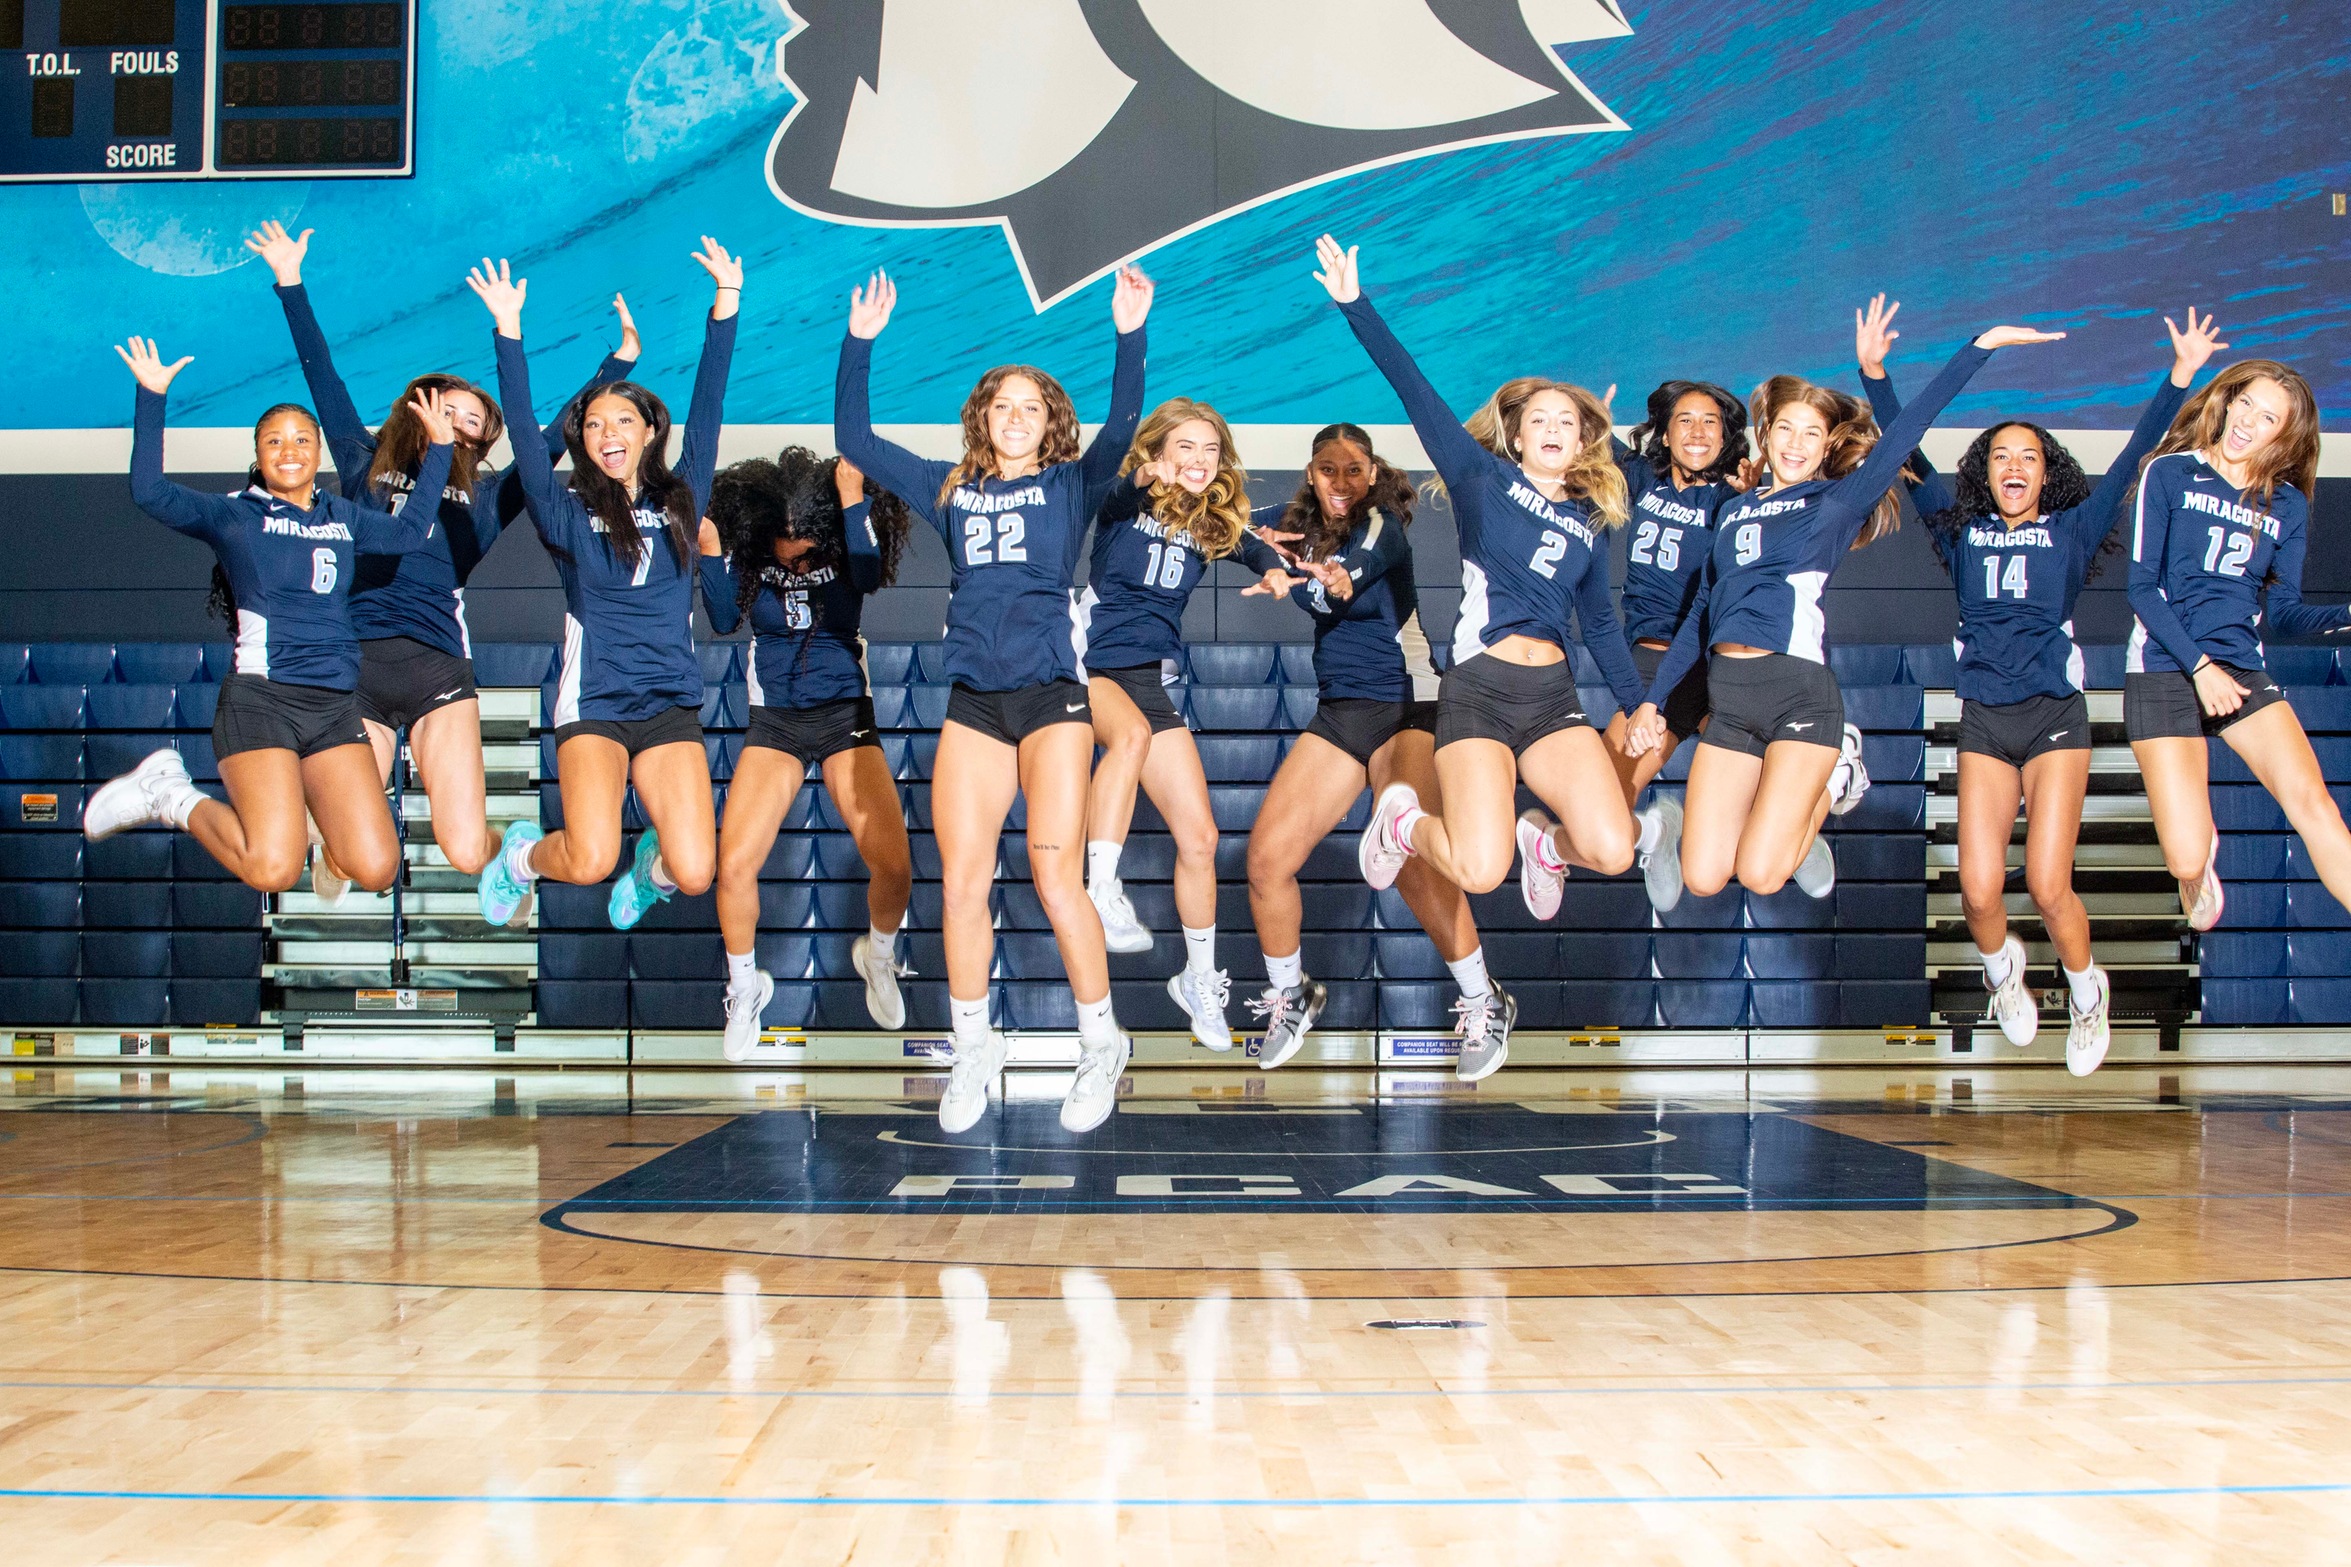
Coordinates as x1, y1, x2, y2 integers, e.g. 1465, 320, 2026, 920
1, 0, 414, 180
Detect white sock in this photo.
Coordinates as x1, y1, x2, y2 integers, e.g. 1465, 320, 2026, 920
1531, 823, 1569, 874
949, 993, 990, 1044
1264, 949, 1303, 992
1182, 925, 1217, 975
1392, 800, 1428, 850
867, 925, 897, 957
161, 780, 205, 831
726, 950, 758, 991
1087, 841, 1121, 892
507, 833, 542, 884
1635, 808, 1663, 859
648, 852, 678, 893
1980, 941, 2018, 989
2065, 964, 2103, 1011
1076, 994, 1120, 1050
1448, 947, 1493, 1001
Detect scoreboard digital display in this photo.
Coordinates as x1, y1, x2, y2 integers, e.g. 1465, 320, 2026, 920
0, 0, 414, 181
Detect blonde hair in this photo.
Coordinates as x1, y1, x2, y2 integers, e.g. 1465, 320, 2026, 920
939, 364, 1081, 508
1751, 375, 1903, 547
2144, 359, 2320, 509
1436, 376, 1628, 527
1118, 397, 1250, 560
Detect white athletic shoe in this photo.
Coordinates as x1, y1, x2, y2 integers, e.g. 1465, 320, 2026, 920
1828, 722, 1871, 816
307, 817, 351, 910
83, 747, 191, 841
1168, 966, 1234, 1051
2066, 967, 2112, 1077
1983, 936, 2038, 1047
1061, 1032, 1130, 1134
722, 970, 774, 1063
1515, 809, 1565, 921
1359, 783, 1420, 892
1090, 880, 1155, 954
1248, 979, 1327, 1071
1453, 987, 1518, 1083
851, 934, 909, 1030
938, 1030, 1010, 1135
1794, 836, 1837, 899
2184, 838, 2226, 933
1639, 792, 1685, 913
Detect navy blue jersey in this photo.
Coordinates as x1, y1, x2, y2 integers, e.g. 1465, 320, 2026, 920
1865, 367, 2187, 704
1077, 472, 1214, 671
275, 283, 633, 658
1646, 342, 1992, 708
701, 500, 881, 709
1611, 439, 1735, 644
835, 326, 1144, 693
1239, 504, 1437, 703
2127, 452, 2348, 676
494, 313, 736, 724
129, 384, 445, 690
1335, 294, 1644, 712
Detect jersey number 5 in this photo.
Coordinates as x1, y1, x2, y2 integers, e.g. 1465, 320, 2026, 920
964, 513, 1028, 566
309, 547, 337, 595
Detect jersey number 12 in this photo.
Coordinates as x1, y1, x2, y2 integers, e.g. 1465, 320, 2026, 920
2203, 526, 2253, 578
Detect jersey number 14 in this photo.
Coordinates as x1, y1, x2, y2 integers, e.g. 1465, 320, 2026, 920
1981, 554, 2028, 600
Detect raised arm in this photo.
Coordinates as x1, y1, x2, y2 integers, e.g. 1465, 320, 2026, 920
246, 222, 377, 496
834, 269, 951, 536
672, 238, 743, 518
1315, 234, 1492, 494
1821, 328, 2043, 552
835, 458, 884, 595
1572, 550, 1647, 713
697, 548, 743, 635
2072, 309, 2219, 559
1078, 266, 1153, 500
354, 388, 458, 555
116, 339, 230, 541
485, 294, 646, 539
2125, 461, 2208, 676
468, 259, 587, 556
1853, 294, 1955, 518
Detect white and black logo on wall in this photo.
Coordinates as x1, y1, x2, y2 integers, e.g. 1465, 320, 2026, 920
767, 0, 1634, 309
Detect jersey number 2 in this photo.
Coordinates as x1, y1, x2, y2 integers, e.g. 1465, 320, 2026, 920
1527, 531, 1569, 579
309, 547, 337, 595
964, 513, 1028, 565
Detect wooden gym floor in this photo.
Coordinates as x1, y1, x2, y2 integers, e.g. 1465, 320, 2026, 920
7, 1061, 2351, 1563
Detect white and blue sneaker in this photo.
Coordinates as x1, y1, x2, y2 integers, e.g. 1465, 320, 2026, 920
477, 820, 542, 927
608, 829, 673, 931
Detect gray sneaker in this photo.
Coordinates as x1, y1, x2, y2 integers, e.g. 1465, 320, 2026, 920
1247, 979, 1328, 1071
1639, 792, 1684, 912
938, 1030, 1009, 1134
1453, 988, 1517, 1082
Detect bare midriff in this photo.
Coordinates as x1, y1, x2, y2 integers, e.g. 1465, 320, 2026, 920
1482, 633, 1567, 666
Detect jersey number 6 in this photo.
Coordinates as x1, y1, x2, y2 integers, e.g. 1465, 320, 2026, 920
309, 547, 337, 595
964, 513, 1028, 566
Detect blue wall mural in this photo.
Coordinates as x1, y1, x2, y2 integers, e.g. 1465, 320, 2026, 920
0, 0, 2344, 436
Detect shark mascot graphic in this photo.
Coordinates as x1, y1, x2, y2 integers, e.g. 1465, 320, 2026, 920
767, 0, 1634, 309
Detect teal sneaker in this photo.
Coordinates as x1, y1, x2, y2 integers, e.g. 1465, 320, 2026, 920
608, 829, 673, 931
478, 820, 543, 927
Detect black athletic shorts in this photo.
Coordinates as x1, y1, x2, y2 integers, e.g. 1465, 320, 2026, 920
355, 636, 477, 731
1699, 652, 1845, 759
1632, 640, 1710, 740
553, 704, 705, 756
1305, 697, 1438, 767
2125, 663, 2288, 741
1958, 690, 2092, 767
745, 697, 880, 769
212, 673, 372, 760
1088, 663, 1186, 734
945, 680, 1092, 746
1435, 655, 1592, 753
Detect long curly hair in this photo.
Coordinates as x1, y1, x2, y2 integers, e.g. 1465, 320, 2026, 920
940, 364, 1081, 508
1446, 376, 1629, 527
369, 373, 501, 500
1279, 423, 1417, 562
711, 447, 912, 614
561, 382, 695, 577
1750, 376, 1904, 546
1117, 398, 1250, 560
222, 401, 324, 624
2141, 359, 2321, 509
1634, 380, 1749, 487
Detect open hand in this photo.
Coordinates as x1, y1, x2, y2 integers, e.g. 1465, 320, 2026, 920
1242, 568, 1302, 598
115, 336, 191, 394
466, 258, 527, 338
847, 269, 896, 340
1855, 293, 1901, 377
693, 237, 743, 318
1111, 264, 1154, 333
2165, 307, 2227, 386
612, 293, 641, 361
1313, 234, 1360, 303
243, 220, 312, 287
1974, 324, 2067, 351
406, 385, 457, 446
1298, 557, 1354, 602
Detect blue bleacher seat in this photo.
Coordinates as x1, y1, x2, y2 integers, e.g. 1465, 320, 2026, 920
1862, 735, 1925, 781
2, 884, 79, 927
2266, 647, 2340, 686
1188, 689, 1281, 731
755, 933, 822, 978
697, 644, 741, 684
175, 684, 221, 728
630, 981, 722, 1029
1277, 645, 1317, 685
172, 836, 234, 879
1, 687, 87, 728
2078, 645, 2127, 689
1378, 982, 1457, 1029
1836, 884, 1924, 928
1828, 646, 1906, 685
82, 932, 171, 975
80, 978, 167, 1026
1745, 934, 1835, 979
170, 979, 260, 1026
172, 932, 262, 977
2285, 932, 2351, 977
1185, 644, 1278, 686
172, 883, 263, 927
1653, 932, 1744, 979
80, 882, 159, 927
1195, 735, 1282, 782
1280, 688, 1319, 730
28, 645, 116, 685
536, 980, 628, 1028
2203, 932, 2289, 977
2210, 785, 2287, 832
0, 834, 80, 879
1559, 932, 1652, 979
86, 734, 171, 777
759, 980, 822, 1028
175, 732, 219, 781
1749, 980, 1839, 1028
633, 888, 718, 931
631, 932, 724, 978
1658, 980, 1747, 1028
86, 686, 177, 729
909, 687, 951, 728
0, 645, 27, 683
196, 643, 234, 681
1839, 935, 1925, 978
1900, 643, 1958, 687
2201, 979, 2289, 1025
1827, 785, 1925, 832
1558, 980, 1655, 1027
472, 644, 555, 686
112, 643, 207, 685
2219, 834, 2292, 881
539, 933, 627, 979
868, 686, 912, 728
1842, 686, 1925, 729
1839, 980, 1930, 1026
2288, 689, 2351, 731
1653, 883, 1743, 930
698, 688, 733, 728
2215, 882, 2286, 928
1829, 834, 1927, 881
0, 931, 79, 976
2286, 882, 2350, 929
0, 978, 77, 1022
914, 644, 955, 685
864, 643, 916, 685
0, 735, 81, 778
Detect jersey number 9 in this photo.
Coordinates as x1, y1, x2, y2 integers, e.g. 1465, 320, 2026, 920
309, 547, 338, 595
1734, 523, 1762, 565
964, 513, 1028, 566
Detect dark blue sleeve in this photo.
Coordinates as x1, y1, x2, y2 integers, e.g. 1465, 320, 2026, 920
673, 312, 737, 521
1235, 528, 1287, 575
1573, 545, 1647, 712
352, 440, 450, 554
2126, 461, 2207, 674
2262, 494, 2351, 641
842, 499, 883, 595
1821, 342, 1993, 552
1334, 293, 1494, 500
489, 333, 591, 558
1096, 471, 1149, 526
1856, 365, 1957, 517
1334, 510, 1411, 594
1077, 326, 1147, 506
271, 283, 378, 502
480, 350, 642, 540
834, 334, 952, 539
2069, 373, 2190, 562
128, 385, 237, 541
1643, 557, 1713, 708
698, 552, 743, 635
1613, 436, 1658, 506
